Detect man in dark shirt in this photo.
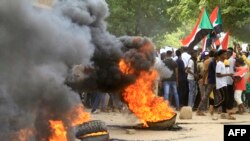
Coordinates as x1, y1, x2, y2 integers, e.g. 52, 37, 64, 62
163, 50, 180, 110
196, 51, 217, 116
175, 49, 188, 107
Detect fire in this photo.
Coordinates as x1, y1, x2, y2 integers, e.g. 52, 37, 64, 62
78, 131, 108, 139
119, 59, 134, 74
119, 59, 175, 126
69, 104, 91, 126
49, 120, 67, 141
49, 104, 90, 140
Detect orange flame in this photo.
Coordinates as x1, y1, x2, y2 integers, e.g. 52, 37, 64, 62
78, 131, 108, 139
49, 104, 90, 140
69, 104, 91, 126
49, 120, 67, 141
119, 59, 134, 74
119, 59, 175, 126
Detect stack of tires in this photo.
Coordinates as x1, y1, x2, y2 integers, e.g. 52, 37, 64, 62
75, 120, 109, 141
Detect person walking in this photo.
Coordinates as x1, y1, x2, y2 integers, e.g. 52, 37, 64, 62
196, 50, 216, 116
233, 58, 248, 114
215, 50, 234, 119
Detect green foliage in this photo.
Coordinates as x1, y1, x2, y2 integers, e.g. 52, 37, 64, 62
154, 29, 183, 48
106, 0, 181, 37
153, 22, 194, 48
105, 0, 250, 48
168, 0, 250, 42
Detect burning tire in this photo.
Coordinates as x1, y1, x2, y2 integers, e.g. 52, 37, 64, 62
75, 120, 109, 141
146, 113, 177, 130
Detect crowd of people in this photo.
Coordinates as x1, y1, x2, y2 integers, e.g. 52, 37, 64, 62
77, 43, 250, 120
157, 43, 250, 120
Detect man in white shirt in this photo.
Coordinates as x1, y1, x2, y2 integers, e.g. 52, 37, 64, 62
215, 50, 233, 115
186, 51, 198, 108
181, 47, 191, 67
226, 48, 235, 110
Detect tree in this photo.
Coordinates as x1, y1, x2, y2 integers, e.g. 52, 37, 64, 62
105, 0, 181, 47
168, 0, 250, 42
105, 0, 250, 48
153, 23, 194, 48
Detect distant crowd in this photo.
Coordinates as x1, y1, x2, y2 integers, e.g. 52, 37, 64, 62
78, 43, 250, 120
156, 43, 250, 120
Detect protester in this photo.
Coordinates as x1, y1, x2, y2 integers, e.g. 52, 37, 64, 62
245, 79, 250, 112
186, 50, 198, 109
226, 48, 236, 110
198, 51, 209, 109
163, 50, 180, 110
181, 47, 191, 68
176, 49, 188, 107
91, 92, 105, 114
215, 49, 235, 119
196, 50, 215, 116
233, 58, 248, 114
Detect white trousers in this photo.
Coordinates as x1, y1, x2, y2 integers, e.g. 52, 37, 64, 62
234, 90, 243, 105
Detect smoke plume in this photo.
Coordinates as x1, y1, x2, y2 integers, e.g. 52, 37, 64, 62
0, 0, 159, 140
0, 0, 95, 140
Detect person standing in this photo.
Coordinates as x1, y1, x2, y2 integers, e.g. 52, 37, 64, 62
196, 50, 215, 115
186, 51, 198, 109
238, 46, 250, 112
245, 79, 250, 112
215, 50, 233, 117
175, 49, 188, 107
181, 47, 191, 68
226, 48, 235, 110
91, 92, 105, 114
163, 50, 180, 110
233, 58, 248, 114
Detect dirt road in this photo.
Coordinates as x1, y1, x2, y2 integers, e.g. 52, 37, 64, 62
90, 109, 250, 141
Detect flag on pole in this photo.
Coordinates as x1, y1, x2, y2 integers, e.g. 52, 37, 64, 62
202, 33, 217, 51
216, 32, 229, 50
220, 32, 229, 50
181, 8, 213, 49
202, 36, 208, 52
210, 6, 223, 34
203, 6, 223, 50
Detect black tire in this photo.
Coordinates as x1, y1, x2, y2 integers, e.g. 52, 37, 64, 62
146, 113, 177, 130
75, 120, 108, 139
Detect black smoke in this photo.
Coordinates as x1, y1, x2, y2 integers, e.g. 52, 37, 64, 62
60, 0, 157, 93
81, 36, 156, 92
0, 0, 157, 140
0, 0, 94, 140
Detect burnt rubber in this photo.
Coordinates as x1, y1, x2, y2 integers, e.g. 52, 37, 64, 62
75, 120, 108, 139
